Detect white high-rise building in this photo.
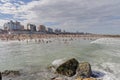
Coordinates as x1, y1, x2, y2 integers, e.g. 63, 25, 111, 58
3, 20, 23, 31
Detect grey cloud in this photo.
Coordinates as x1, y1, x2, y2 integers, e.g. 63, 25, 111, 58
2, 0, 120, 34
31, 0, 120, 21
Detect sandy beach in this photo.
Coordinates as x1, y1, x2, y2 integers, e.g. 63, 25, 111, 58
0, 34, 119, 42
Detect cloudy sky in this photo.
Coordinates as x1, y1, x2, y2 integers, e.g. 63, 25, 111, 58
0, 0, 120, 34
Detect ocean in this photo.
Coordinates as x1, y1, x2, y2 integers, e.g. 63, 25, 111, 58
0, 37, 120, 80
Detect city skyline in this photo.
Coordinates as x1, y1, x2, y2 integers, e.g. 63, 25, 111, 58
0, 0, 120, 34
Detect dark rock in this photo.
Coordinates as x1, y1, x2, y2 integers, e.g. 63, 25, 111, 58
77, 62, 92, 78
0, 72, 2, 80
91, 71, 105, 78
51, 77, 63, 80
52, 58, 79, 77
2, 70, 20, 77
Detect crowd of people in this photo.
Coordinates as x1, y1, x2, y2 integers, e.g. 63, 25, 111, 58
0, 34, 112, 44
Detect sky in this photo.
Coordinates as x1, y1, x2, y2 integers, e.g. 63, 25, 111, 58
0, 0, 120, 34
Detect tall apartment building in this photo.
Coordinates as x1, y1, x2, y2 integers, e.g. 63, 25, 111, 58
3, 20, 23, 31
46, 28, 53, 33
38, 25, 46, 32
27, 23, 36, 31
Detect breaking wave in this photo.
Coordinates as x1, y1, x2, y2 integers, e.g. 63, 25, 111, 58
90, 38, 120, 45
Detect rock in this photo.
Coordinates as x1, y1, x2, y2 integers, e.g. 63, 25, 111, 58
91, 71, 105, 78
75, 77, 83, 80
0, 72, 2, 80
2, 70, 20, 77
75, 77, 97, 80
77, 62, 92, 78
51, 77, 63, 80
83, 78, 97, 80
52, 58, 79, 77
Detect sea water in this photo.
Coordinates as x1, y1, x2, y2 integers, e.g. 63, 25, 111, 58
0, 38, 120, 80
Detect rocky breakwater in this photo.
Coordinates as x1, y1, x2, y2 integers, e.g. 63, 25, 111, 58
0, 70, 21, 80
50, 58, 97, 80
1, 70, 20, 77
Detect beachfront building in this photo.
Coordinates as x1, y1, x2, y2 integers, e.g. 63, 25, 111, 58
38, 25, 46, 32
54, 29, 61, 33
3, 20, 23, 31
21, 25, 25, 30
46, 27, 53, 33
27, 23, 36, 31
0, 29, 3, 34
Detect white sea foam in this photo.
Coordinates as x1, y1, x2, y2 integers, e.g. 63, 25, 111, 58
52, 58, 66, 67
92, 62, 120, 80
90, 38, 120, 45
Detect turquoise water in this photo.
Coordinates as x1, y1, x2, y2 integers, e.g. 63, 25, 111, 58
0, 38, 120, 80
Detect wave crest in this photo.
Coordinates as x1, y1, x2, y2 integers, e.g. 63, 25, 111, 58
90, 38, 120, 45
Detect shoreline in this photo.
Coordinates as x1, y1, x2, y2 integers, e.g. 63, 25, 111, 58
0, 34, 120, 42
